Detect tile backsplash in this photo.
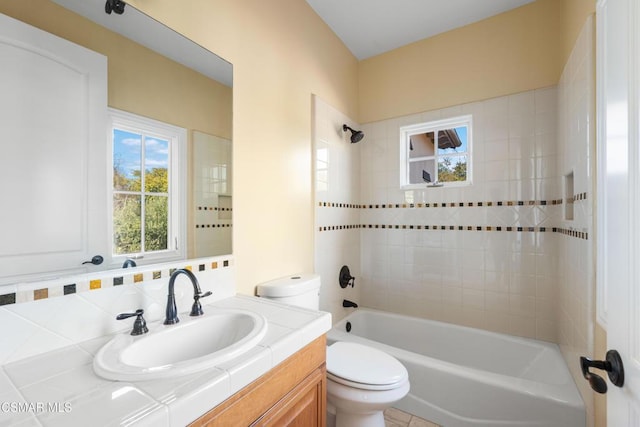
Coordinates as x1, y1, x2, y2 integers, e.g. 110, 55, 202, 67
0, 256, 235, 364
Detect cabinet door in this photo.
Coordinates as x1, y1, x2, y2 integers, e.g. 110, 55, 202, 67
0, 12, 107, 284
253, 367, 326, 427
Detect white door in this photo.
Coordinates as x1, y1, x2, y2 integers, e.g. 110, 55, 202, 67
0, 13, 108, 284
597, 0, 640, 424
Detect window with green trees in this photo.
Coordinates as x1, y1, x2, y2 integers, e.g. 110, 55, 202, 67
109, 109, 186, 264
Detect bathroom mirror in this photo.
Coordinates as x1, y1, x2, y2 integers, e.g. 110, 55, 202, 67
0, 0, 232, 286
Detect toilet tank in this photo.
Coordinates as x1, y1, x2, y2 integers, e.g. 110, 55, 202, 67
256, 274, 321, 310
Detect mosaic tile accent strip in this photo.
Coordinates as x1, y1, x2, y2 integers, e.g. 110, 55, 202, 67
0, 258, 233, 307
317, 195, 590, 242
573, 192, 588, 201
555, 227, 589, 240
318, 225, 362, 231
318, 202, 363, 208
357, 224, 546, 232
197, 206, 233, 211
195, 224, 233, 229
34, 289, 48, 300
318, 199, 565, 209
0, 293, 16, 306
320, 223, 588, 238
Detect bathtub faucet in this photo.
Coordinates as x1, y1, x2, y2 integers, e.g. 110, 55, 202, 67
342, 299, 358, 308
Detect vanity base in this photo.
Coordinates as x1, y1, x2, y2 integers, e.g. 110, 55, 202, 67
190, 335, 327, 426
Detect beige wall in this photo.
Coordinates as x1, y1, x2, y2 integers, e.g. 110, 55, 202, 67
357, 0, 596, 124
0, 0, 232, 139
561, 0, 597, 65
125, 0, 359, 295
358, 0, 565, 123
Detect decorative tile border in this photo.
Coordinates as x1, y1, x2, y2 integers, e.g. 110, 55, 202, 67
573, 192, 588, 202
195, 224, 233, 229
196, 206, 233, 212
318, 225, 362, 231
555, 227, 589, 240
319, 199, 565, 209
0, 258, 233, 307
318, 202, 363, 208
319, 224, 589, 240
320, 224, 549, 232
317, 194, 590, 241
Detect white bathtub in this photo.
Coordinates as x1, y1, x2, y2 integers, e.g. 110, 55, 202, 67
327, 309, 585, 427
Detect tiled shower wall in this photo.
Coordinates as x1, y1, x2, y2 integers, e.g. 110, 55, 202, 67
556, 16, 595, 423
313, 96, 362, 322
356, 88, 562, 341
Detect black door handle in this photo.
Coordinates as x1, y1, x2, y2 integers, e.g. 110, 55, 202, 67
580, 349, 624, 394
82, 255, 104, 265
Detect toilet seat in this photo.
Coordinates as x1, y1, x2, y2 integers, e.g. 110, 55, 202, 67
326, 342, 408, 391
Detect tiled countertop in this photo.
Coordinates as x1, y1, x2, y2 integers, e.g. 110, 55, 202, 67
0, 295, 331, 427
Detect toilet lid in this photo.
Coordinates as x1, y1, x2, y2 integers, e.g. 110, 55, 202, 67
326, 342, 408, 390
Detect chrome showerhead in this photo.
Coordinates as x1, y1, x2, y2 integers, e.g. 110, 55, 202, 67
343, 124, 364, 143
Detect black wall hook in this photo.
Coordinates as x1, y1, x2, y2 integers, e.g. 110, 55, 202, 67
580, 349, 624, 394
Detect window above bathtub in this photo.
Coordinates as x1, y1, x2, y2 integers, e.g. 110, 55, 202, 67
400, 115, 473, 189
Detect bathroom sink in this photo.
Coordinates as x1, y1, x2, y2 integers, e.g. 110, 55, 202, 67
93, 308, 268, 381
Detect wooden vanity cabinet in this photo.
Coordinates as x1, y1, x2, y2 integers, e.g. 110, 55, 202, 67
190, 335, 327, 427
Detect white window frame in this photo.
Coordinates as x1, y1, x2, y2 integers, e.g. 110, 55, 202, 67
107, 108, 186, 268
400, 115, 473, 189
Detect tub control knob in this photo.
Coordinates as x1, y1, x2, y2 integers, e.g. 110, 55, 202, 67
580, 349, 624, 394
339, 265, 355, 288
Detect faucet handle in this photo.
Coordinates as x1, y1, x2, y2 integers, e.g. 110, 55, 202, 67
116, 309, 149, 335
190, 291, 212, 316
197, 291, 212, 299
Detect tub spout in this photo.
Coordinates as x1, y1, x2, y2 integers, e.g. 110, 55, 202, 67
342, 299, 358, 308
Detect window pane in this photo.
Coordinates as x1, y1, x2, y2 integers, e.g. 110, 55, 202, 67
113, 129, 142, 191
409, 159, 435, 184
145, 195, 168, 252
438, 155, 467, 182
113, 194, 141, 254
437, 126, 468, 154
409, 132, 435, 158
144, 137, 169, 193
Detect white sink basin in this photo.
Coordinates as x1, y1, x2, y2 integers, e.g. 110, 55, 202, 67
93, 308, 268, 381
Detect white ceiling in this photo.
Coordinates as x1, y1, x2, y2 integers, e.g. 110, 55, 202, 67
305, 0, 536, 60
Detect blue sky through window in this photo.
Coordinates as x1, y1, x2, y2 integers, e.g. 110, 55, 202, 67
114, 129, 169, 180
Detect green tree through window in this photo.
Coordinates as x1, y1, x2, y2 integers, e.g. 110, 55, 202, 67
112, 128, 170, 256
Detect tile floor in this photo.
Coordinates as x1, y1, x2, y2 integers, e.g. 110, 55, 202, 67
384, 408, 440, 427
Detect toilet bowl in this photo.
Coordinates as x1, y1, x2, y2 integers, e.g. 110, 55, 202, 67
256, 274, 410, 427
326, 341, 410, 427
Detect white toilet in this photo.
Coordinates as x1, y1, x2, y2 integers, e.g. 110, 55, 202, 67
257, 274, 410, 427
